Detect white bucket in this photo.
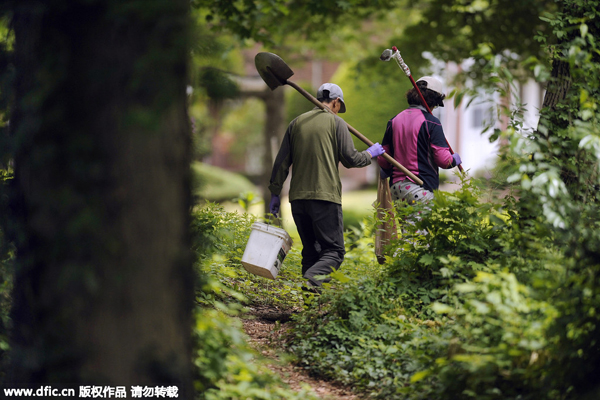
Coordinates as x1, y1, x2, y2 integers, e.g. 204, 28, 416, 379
241, 222, 293, 280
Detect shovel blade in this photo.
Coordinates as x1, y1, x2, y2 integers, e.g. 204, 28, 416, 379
255, 52, 294, 90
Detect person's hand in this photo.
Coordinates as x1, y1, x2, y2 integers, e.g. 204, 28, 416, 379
452, 153, 462, 167
269, 194, 281, 216
366, 143, 385, 158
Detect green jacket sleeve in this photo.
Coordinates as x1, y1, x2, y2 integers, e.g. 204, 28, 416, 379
335, 115, 372, 169
268, 120, 294, 196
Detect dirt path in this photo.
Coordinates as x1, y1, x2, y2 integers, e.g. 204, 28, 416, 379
241, 305, 360, 400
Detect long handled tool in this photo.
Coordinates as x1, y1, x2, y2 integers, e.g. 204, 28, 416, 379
380, 46, 465, 174
255, 52, 424, 186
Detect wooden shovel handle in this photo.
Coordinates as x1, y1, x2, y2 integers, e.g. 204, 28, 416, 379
286, 80, 424, 186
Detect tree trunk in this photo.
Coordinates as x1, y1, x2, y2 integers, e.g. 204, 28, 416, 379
7, 0, 193, 396
231, 75, 286, 217
542, 59, 571, 115
263, 88, 286, 216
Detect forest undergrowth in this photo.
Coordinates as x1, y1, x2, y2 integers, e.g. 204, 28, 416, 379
190, 150, 600, 399
1, 3, 600, 396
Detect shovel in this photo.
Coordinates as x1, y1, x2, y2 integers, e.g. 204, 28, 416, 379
255, 52, 424, 186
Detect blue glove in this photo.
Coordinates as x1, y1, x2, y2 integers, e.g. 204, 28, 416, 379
452, 153, 462, 167
269, 194, 281, 216
366, 143, 385, 158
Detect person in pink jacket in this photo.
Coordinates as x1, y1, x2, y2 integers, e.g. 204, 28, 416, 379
377, 76, 461, 205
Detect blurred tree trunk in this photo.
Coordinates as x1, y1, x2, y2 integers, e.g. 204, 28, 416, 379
7, 0, 193, 395
262, 88, 285, 216
233, 75, 286, 216
542, 59, 571, 115
540, 59, 575, 186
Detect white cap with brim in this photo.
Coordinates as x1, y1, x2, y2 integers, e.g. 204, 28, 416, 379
416, 76, 445, 107
317, 83, 346, 113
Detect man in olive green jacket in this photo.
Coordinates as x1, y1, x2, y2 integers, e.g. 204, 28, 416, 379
269, 83, 384, 291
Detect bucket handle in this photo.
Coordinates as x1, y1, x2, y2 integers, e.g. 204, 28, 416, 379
265, 213, 284, 228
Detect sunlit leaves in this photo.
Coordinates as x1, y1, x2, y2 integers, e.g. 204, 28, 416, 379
193, 0, 400, 46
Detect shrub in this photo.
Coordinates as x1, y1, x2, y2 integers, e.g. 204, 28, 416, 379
193, 306, 318, 400
191, 203, 321, 399
191, 202, 306, 310
285, 178, 564, 399
191, 162, 257, 204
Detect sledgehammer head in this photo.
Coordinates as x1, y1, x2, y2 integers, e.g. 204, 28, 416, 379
380, 48, 394, 61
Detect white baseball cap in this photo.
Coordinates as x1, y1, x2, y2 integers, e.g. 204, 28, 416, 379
416, 76, 445, 107
416, 76, 444, 95
317, 83, 346, 113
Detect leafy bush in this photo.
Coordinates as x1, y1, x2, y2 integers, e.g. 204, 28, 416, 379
342, 207, 371, 230
408, 271, 558, 400
284, 179, 565, 399
191, 162, 257, 203
196, 2, 600, 399
191, 202, 321, 399
193, 306, 318, 400
191, 202, 305, 309
283, 2, 600, 396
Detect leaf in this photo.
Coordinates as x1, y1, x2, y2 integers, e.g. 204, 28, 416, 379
533, 64, 544, 79
469, 299, 490, 314
420, 254, 434, 266
466, 243, 484, 253
431, 302, 454, 314
580, 23, 588, 37
410, 369, 432, 383
329, 269, 351, 283
507, 173, 521, 183
580, 88, 589, 104
454, 90, 466, 108
455, 283, 477, 293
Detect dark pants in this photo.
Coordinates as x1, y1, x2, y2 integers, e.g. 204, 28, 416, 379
291, 200, 345, 287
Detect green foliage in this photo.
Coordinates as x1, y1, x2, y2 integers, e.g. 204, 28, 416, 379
387, 178, 556, 314
191, 162, 257, 203
405, 271, 558, 400
192, 0, 400, 46
221, 99, 265, 159
191, 202, 305, 309
334, 62, 414, 150
190, 201, 256, 264
342, 208, 369, 230
198, 68, 240, 101
284, 180, 559, 397
285, 82, 314, 125
389, 0, 554, 86
506, 11, 600, 397
0, 16, 14, 168
192, 307, 318, 400
191, 203, 321, 399
234, 191, 262, 213
278, 2, 600, 399
288, 275, 405, 393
